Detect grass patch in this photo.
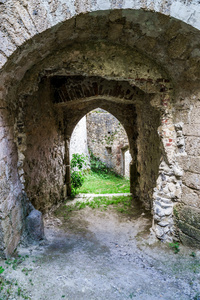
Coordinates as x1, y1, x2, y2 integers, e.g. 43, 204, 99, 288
169, 242, 180, 254
77, 171, 130, 194
55, 195, 133, 219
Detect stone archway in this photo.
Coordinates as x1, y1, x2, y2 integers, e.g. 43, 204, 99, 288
48, 74, 180, 242
1, 8, 200, 256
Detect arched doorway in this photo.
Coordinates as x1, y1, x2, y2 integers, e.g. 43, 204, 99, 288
2, 8, 200, 255
69, 108, 132, 194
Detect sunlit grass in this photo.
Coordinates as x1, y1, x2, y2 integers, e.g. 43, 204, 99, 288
77, 171, 130, 194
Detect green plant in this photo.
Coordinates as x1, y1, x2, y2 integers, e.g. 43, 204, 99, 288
173, 207, 179, 218
193, 293, 200, 300
0, 267, 4, 274
22, 267, 33, 276
169, 242, 180, 254
71, 171, 84, 189
71, 153, 88, 170
104, 129, 119, 145
190, 252, 196, 258
5, 255, 28, 270
129, 292, 136, 298
70, 153, 88, 196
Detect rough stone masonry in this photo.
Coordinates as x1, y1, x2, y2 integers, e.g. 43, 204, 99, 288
0, 0, 200, 256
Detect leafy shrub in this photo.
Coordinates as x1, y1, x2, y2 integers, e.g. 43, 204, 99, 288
71, 171, 84, 189
71, 153, 87, 170
70, 153, 88, 196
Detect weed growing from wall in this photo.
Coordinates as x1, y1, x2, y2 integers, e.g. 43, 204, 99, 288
89, 150, 109, 175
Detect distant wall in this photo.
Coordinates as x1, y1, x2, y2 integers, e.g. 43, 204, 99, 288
124, 150, 131, 177
86, 109, 131, 176
70, 116, 89, 160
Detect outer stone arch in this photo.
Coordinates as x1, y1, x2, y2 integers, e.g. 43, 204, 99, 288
1, 0, 200, 69
1, 7, 200, 256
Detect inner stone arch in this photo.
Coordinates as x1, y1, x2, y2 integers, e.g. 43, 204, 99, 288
47, 75, 162, 209
69, 107, 133, 193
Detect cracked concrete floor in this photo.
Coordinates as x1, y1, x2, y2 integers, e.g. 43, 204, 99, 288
0, 198, 200, 300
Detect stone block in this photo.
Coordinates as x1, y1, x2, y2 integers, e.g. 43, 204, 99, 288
5, 232, 21, 258
108, 23, 124, 41
178, 221, 200, 242
179, 231, 200, 248
183, 171, 200, 190
183, 124, 200, 136
189, 106, 200, 124
26, 209, 44, 241
188, 157, 200, 174
174, 109, 190, 124
185, 136, 200, 156
181, 185, 200, 209
176, 156, 200, 174
176, 205, 200, 230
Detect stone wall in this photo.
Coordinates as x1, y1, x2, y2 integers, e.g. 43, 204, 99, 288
0, 106, 24, 257
136, 96, 161, 210
124, 150, 131, 177
86, 108, 130, 176
70, 116, 89, 160
22, 80, 65, 212
173, 93, 200, 247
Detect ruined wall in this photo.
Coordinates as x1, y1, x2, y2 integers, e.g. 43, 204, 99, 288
136, 96, 161, 209
172, 93, 200, 247
0, 107, 25, 257
86, 109, 130, 176
23, 81, 65, 212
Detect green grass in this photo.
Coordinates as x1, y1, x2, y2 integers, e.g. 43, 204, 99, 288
55, 196, 133, 218
77, 171, 130, 194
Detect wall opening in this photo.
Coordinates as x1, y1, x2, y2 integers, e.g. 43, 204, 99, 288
69, 108, 132, 195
